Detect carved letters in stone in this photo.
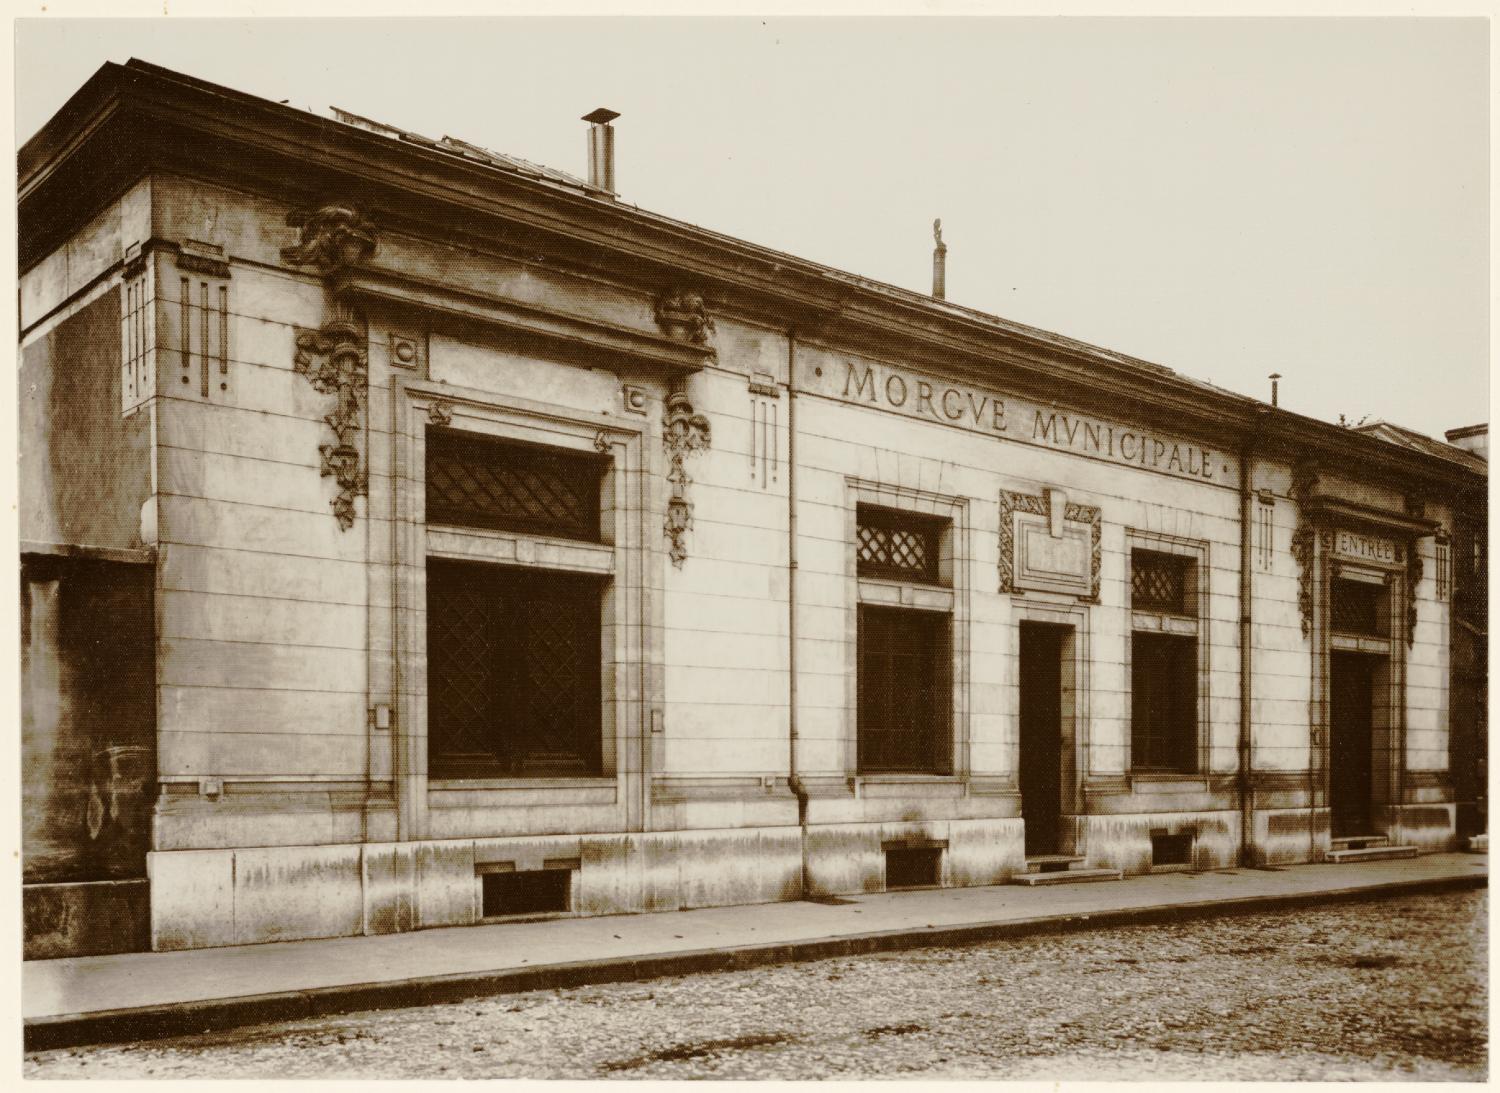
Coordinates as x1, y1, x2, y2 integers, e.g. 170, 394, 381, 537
663, 389, 712, 566
294, 318, 368, 530
281, 204, 378, 274
654, 289, 715, 346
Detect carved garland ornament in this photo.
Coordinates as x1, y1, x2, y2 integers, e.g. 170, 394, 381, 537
294, 318, 368, 530
997, 489, 1102, 602
663, 389, 712, 566
1405, 540, 1422, 648
281, 204, 378, 274
1288, 462, 1319, 638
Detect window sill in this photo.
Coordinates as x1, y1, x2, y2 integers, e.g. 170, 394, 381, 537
429, 777, 616, 791
426, 524, 614, 575
854, 774, 964, 799
1330, 633, 1391, 654
1130, 772, 1207, 790
858, 578, 953, 612
1131, 611, 1199, 636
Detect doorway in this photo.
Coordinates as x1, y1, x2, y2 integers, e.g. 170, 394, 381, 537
1019, 623, 1068, 856
1329, 652, 1380, 837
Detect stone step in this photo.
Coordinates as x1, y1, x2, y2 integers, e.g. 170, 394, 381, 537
1331, 835, 1390, 851
1024, 854, 1087, 874
1325, 845, 1418, 864
1011, 867, 1123, 886
1467, 833, 1488, 853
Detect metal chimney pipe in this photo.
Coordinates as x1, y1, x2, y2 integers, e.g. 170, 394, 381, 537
932, 219, 947, 299
1268, 372, 1282, 407
582, 107, 620, 193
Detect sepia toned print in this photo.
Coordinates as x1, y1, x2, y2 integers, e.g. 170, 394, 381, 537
18, 27, 1486, 1082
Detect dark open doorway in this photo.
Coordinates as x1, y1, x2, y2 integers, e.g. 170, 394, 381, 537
1329, 652, 1380, 838
1019, 623, 1069, 857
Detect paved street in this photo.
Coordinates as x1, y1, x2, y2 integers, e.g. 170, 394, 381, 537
25, 889, 1486, 1081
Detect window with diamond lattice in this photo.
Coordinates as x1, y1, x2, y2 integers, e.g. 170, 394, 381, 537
1132, 550, 1192, 614
857, 605, 952, 774
427, 558, 602, 778
1331, 578, 1386, 637
426, 428, 604, 540
857, 506, 946, 584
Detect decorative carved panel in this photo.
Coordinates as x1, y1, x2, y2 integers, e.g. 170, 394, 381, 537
120, 262, 155, 415
999, 489, 1100, 601
166, 262, 232, 403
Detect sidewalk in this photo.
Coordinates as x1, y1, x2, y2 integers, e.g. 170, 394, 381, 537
24, 852, 1486, 1051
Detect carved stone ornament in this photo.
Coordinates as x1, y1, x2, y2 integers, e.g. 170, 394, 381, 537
663, 389, 712, 566
1288, 463, 1319, 638
1405, 539, 1423, 647
281, 204, 378, 274
998, 489, 1102, 602
294, 318, 368, 530
654, 288, 715, 346
428, 401, 454, 427
594, 430, 612, 454
664, 497, 694, 567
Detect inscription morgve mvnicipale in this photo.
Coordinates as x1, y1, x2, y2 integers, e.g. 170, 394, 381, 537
814, 359, 1228, 484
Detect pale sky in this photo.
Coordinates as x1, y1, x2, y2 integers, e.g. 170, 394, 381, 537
15, 16, 1490, 439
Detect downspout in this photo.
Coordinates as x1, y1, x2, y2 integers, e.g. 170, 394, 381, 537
786, 328, 810, 895
1238, 411, 1269, 866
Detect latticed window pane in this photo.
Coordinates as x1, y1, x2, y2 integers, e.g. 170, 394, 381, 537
1132, 550, 1192, 614
1131, 632, 1197, 772
857, 605, 952, 774
427, 559, 603, 778
1331, 578, 1385, 636
427, 428, 604, 540
857, 506, 946, 584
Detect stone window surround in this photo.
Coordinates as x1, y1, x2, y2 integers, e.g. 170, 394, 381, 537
1124, 530, 1211, 780
842, 478, 971, 786
388, 375, 650, 841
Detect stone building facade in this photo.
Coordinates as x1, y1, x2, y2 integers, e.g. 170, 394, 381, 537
20, 61, 1487, 958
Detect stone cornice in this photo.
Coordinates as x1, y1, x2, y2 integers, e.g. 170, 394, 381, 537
329, 267, 711, 379
20, 60, 1485, 495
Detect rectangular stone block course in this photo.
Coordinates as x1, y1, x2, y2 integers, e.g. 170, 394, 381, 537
415, 840, 477, 929
232, 844, 363, 945
148, 849, 235, 951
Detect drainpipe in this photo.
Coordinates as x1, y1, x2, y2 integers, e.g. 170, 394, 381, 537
1238, 409, 1270, 866
787, 329, 810, 895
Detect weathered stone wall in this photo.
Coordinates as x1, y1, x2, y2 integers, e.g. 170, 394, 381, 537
20, 165, 1469, 951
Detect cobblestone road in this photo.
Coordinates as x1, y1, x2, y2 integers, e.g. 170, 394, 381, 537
26, 889, 1486, 1081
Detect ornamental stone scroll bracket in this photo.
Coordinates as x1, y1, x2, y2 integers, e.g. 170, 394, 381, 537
663, 389, 712, 567
294, 317, 369, 530
281, 204, 378, 275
